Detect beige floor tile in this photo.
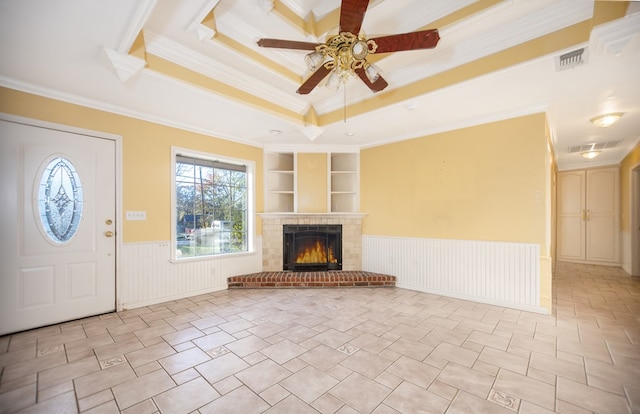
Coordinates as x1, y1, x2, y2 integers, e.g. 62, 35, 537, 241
37, 356, 100, 392
0, 382, 36, 412
330, 372, 391, 413
447, 390, 513, 414
74, 362, 137, 399
478, 346, 529, 375
436, 363, 495, 399
557, 376, 631, 413
158, 346, 211, 375
224, 335, 270, 357
386, 356, 440, 389
1, 261, 638, 413
153, 377, 219, 414
112, 369, 175, 410
265, 394, 322, 414
199, 385, 267, 414
493, 369, 556, 410
384, 381, 449, 414
235, 358, 292, 394
427, 342, 479, 368
529, 352, 586, 383
280, 365, 339, 403
340, 349, 393, 379
125, 342, 175, 368
260, 339, 307, 364
196, 352, 249, 384
299, 344, 349, 372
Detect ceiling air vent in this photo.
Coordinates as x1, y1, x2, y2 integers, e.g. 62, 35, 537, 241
555, 47, 588, 71
568, 140, 618, 153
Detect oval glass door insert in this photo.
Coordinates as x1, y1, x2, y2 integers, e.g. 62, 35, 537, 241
37, 157, 84, 243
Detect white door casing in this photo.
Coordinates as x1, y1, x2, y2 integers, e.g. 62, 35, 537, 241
0, 118, 117, 335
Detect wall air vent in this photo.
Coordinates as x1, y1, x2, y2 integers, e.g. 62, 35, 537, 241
555, 47, 588, 71
568, 140, 618, 153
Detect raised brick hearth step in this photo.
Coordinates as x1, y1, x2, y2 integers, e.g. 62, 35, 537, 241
228, 271, 396, 289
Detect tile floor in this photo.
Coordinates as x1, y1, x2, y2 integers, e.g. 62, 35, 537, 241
1, 262, 639, 413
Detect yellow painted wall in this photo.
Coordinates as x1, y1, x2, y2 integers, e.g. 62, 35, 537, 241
620, 141, 640, 231
297, 153, 328, 213
0, 87, 264, 243
361, 113, 548, 248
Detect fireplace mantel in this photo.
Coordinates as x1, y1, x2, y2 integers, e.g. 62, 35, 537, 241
259, 213, 367, 219
260, 213, 365, 272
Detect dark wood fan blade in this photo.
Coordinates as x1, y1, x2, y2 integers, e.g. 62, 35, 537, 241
297, 65, 332, 95
370, 29, 440, 53
257, 38, 321, 50
355, 67, 388, 93
339, 0, 369, 34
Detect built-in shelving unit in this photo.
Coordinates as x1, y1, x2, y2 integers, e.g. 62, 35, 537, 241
265, 152, 295, 212
329, 152, 359, 213
264, 150, 359, 214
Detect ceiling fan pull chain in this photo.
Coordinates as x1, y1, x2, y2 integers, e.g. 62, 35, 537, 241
344, 85, 347, 123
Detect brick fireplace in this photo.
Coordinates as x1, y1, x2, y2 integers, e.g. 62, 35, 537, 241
259, 213, 365, 272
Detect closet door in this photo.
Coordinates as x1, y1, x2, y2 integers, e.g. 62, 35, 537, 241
557, 171, 586, 261
586, 168, 619, 263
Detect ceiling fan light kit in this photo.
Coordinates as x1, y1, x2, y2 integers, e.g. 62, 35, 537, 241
590, 112, 623, 128
257, 0, 440, 94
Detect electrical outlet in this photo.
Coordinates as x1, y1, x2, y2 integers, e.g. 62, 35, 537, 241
126, 211, 147, 220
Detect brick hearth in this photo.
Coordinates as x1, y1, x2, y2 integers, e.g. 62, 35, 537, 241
228, 271, 396, 288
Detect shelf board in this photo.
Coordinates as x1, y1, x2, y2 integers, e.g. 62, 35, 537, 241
269, 190, 294, 194
268, 170, 294, 174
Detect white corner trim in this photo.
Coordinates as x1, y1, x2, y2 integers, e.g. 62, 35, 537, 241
102, 47, 147, 82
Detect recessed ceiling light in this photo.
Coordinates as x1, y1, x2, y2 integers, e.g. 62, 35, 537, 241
268, 129, 281, 135
581, 150, 601, 159
404, 103, 417, 111
345, 131, 355, 137
590, 112, 623, 128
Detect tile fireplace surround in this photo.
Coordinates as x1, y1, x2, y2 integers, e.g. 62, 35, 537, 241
259, 213, 365, 272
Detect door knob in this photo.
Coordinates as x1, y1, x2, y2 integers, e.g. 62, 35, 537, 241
105, 231, 114, 237
105, 219, 113, 225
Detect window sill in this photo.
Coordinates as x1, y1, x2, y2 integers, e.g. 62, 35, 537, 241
170, 250, 258, 264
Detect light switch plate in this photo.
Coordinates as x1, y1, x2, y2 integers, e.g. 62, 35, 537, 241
126, 211, 146, 220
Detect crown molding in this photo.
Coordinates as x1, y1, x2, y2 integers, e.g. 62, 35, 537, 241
360, 101, 550, 149
116, 0, 157, 53
102, 48, 147, 82
263, 143, 360, 153
590, 11, 640, 56
144, 31, 309, 115
0, 76, 266, 149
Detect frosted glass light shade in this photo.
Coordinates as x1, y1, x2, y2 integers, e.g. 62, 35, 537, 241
590, 112, 623, 128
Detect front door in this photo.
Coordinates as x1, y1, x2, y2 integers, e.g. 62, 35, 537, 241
0, 118, 116, 335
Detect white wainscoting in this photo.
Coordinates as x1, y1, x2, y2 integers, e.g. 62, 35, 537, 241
621, 231, 631, 274
119, 237, 262, 310
363, 236, 545, 313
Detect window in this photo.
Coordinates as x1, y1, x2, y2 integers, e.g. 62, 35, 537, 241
37, 156, 84, 244
174, 150, 253, 259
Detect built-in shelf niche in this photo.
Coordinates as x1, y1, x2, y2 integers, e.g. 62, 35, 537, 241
265, 152, 295, 213
264, 150, 359, 214
329, 152, 359, 213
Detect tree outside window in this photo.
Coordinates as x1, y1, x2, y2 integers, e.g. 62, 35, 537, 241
175, 155, 248, 258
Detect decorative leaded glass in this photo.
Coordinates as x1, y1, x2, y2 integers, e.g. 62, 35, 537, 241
37, 157, 83, 243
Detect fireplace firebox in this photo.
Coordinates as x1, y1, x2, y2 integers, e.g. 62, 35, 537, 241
283, 225, 342, 271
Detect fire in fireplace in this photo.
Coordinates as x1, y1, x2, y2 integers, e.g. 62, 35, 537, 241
283, 225, 342, 271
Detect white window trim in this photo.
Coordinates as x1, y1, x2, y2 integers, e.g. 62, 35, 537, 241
171, 146, 255, 262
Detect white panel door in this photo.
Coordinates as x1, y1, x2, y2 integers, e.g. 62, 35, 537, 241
586, 168, 619, 263
0, 119, 116, 335
557, 171, 586, 261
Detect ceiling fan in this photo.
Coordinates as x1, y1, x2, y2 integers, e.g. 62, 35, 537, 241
257, 0, 440, 95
